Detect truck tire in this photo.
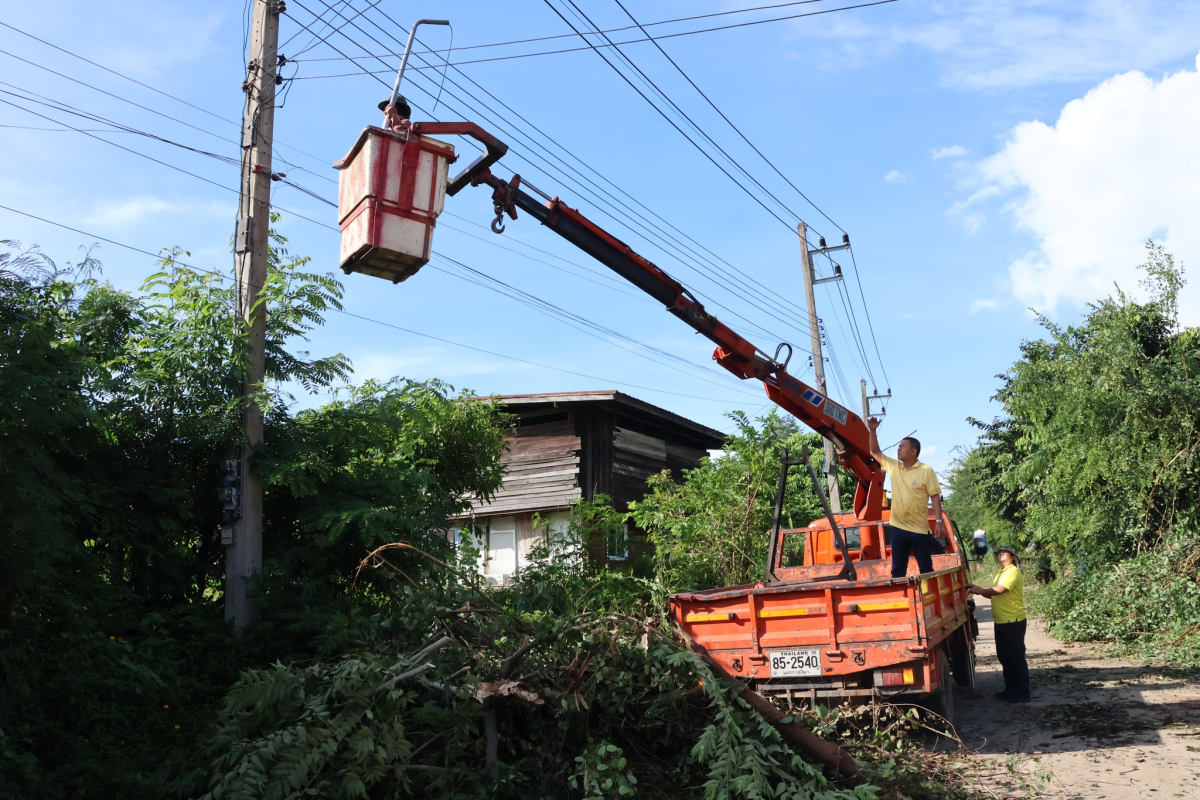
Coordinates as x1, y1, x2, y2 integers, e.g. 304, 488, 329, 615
925, 650, 955, 725
948, 627, 975, 688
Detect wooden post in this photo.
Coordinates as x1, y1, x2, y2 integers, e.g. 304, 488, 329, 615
228, 0, 281, 630
798, 222, 842, 514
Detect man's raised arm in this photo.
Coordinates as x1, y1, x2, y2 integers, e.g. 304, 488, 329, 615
867, 417, 885, 462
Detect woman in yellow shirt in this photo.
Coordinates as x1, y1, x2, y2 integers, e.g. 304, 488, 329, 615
968, 545, 1030, 703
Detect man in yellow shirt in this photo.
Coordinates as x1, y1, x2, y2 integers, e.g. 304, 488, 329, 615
867, 418, 945, 577
969, 546, 1030, 703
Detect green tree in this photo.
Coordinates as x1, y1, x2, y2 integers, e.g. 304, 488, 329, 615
951, 243, 1200, 571
0, 230, 511, 797
629, 409, 849, 591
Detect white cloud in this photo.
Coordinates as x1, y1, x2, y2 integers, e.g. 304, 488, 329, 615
974, 53, 1200, 319
945, 185, 1000, 235
932, 145, 968, 160
883, 170, 907, 184
798, 1, 1200, 90
969, 299, 999, 312
84, 196, 229, 228
352, 348, 526, 383
85, 196, 188, 226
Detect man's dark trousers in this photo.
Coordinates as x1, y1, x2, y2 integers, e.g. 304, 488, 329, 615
888, 525, 934, 577
994, 619, 1030, 699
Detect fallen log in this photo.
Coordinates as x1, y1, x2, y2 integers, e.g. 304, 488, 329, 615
675, 625, 860, 779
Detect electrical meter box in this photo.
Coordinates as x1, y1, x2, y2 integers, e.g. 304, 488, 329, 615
333, 126, 455, 283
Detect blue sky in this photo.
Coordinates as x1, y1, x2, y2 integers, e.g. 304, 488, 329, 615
3, 0, 1200, 474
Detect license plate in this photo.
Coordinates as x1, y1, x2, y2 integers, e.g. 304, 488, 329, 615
768, 649, 822, 677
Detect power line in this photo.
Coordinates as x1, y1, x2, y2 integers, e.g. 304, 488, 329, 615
0, 19, 237, 126
0, 19, 337, 184
595, 0, 890, 387
291, 0, 885, 396
848, 246, 889, 390
0, 83, 765, 397
0, 89, 338, 234
2, 6, 821, 355
0, 68, 790, 367
608, 0, 846, 235
430, 255, 767, 397
0, 202, 765, 407
555, 0, 808, 231
290, 0, 821, 348
535, 0, 843, 338
831, 278, 875, 387
288, 1, 900, 74
3, 14, 864, 387
293, 0, 834, 61
583, 0, 889, 388
292, 0, 890, 387
533, 0, 880, 369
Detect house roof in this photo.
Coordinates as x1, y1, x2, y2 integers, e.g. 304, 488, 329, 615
482, 390, 725, 449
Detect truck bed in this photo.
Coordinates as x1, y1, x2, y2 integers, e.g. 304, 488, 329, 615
670, 553, 971, 699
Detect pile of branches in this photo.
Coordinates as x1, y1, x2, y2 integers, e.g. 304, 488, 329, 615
200, 543, 879, 800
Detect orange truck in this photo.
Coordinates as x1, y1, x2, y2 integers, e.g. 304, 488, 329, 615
670, 459, 978, 719
338, 111, 979, 717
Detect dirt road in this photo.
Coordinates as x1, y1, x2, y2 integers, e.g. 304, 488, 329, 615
955, 598, 1200, 799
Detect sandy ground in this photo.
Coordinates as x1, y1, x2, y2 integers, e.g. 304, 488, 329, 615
953, 597, 1200, 799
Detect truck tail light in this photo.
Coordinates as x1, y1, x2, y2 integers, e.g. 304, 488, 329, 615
873, 665, 919, 687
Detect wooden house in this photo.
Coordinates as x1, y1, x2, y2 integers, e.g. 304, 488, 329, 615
450, 391, 725, 582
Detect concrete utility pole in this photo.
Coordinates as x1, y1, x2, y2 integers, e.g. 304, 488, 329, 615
797, 222, 842, 514
227, 0, 282, 630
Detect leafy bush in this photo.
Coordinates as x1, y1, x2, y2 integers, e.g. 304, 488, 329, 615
630, 410, 846, 591
947, 243, 1200, 661
1030, 534, 1200, 663
201, 542, 878, 800
947, 243, 1200, 572
0, 233, 508, 797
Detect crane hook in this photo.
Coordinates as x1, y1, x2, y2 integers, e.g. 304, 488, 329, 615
491, 211, 506, 234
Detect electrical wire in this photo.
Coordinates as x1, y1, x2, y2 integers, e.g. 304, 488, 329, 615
608, 0, 845, 235
2, 17, 827, 381
530, 1, 860, 350
541, 0, 796, 233
0, 203, 766, 407
289, 0, 885, 397
352, 3, 824, 343
430, 255, 767, 397
0, 0, 798, 363
0, 85, 766, 399
294, 0, 834, 61
848, 246, 889, 390
288, 0, 820, 349
1, 14, 885, 396
556, 0, 809, 231
0, 20, 333, 186
596, 0, 891, 389
0, 68, 752, 349
288, 1, 900, 74
294, 0, 891, 387
0, 90, 339, 233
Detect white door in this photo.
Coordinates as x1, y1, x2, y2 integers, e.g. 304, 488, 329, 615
486, 516, 517, 578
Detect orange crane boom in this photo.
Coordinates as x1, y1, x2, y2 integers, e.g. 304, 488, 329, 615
364, 119, 889, 558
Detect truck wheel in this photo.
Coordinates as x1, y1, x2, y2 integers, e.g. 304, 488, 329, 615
948, 627, 975, 688
925, 650, 955, 725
